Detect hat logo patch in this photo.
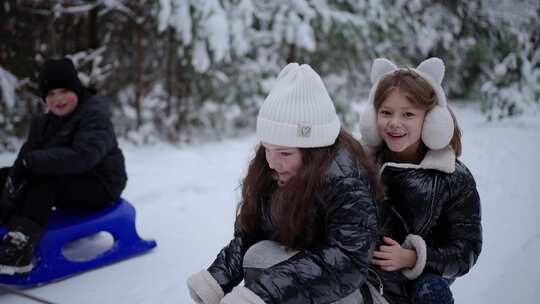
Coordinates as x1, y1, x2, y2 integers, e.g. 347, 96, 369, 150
297, 125, 312, 137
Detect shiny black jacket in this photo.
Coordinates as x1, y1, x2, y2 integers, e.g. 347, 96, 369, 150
367, 150, 482, 304
13, 92, 127, 200
208, 148, 378, 304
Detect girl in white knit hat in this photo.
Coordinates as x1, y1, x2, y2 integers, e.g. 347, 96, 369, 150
359, 58, 482, 304
187, 63, 382, 304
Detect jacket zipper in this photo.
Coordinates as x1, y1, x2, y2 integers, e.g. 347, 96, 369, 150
419, 175, 438, 234
368, 267, 384, 296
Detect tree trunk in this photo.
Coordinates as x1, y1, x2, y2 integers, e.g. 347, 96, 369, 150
175, 62, 192, 143
165, 28, 174, 118
134, 22, 144, 130
88, 7, 98, 49
47, 11, 58, 56
287, 44, 297, 63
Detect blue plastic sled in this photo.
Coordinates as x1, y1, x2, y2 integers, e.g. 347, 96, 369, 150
0, 198, 156, 287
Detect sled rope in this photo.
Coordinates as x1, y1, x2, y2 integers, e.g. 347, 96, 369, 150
0, 284, 58, 304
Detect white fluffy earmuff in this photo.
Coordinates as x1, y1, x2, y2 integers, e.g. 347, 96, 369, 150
359, 57, 454, 150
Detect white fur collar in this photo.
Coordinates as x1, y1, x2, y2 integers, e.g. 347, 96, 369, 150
380, 146, 456, 174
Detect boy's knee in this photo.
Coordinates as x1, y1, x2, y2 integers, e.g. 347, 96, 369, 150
0, 167, 11, 179
0, 167, 12, 194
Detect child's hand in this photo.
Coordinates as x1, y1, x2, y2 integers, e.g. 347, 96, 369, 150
371, 236, 417, 271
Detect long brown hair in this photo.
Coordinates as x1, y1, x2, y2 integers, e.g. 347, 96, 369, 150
374, 69, 462, 156
238, 129, 382, 249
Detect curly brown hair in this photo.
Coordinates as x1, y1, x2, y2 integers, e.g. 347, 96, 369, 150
238, 129, 382, 249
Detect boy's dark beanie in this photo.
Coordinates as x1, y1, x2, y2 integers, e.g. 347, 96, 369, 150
38, 57, 83, 101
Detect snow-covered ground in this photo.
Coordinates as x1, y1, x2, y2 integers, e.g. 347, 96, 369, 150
0, 106, 539, 303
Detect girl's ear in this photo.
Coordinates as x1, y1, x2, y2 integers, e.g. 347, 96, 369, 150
371, 58, 397, 84
416, 58, 445, 84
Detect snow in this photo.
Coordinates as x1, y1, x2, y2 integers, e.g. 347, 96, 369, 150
229, 0, 254, 56
159, 0, 236, 71
206, 10, 230, 62
0, 66, 17, 108
157, 0, 172, 33
0, 106, 539, 303
192, 40, 211, 73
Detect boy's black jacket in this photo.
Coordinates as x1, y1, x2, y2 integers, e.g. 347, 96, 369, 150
14, 91, 127, 200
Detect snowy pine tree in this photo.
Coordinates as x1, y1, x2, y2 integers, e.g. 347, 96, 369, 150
0, 0, 538, 150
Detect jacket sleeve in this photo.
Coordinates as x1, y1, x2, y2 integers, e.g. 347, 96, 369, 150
245, 176, 378, 304
25, 102, 116, 175
16, 116, 43, 159
207, 218, 260, 294
424, 165, 482, 278
9, 117, 43, 180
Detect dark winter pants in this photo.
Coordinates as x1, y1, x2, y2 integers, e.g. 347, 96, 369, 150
0, 167, 8, 188
0, 166, 113, 237
0, 167, 13, 221
413, 274, 454, 304
243, 240, 364, 304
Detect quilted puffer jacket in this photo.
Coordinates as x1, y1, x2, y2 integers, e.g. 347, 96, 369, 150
365, 147, 482, 304
208, 147, 379, 304
13, 91, 127, 201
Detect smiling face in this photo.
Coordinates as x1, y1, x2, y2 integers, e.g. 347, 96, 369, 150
45, 88, 79, 117
376, 89, 427, 162
262, 142, 303, 185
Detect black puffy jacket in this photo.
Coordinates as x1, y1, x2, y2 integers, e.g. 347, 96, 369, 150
14, 92, 127, 200
208, 148, 378, 304
366, 147, 482, 304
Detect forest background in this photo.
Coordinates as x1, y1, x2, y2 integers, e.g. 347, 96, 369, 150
0, 0, 538, 150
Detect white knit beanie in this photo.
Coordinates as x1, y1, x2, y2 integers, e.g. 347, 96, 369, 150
256, 63, 341, 148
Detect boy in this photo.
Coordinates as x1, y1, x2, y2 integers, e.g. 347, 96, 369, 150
0, 58, 127, 275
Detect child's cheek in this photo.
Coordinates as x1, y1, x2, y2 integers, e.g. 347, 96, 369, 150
67, 93, 79, 105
